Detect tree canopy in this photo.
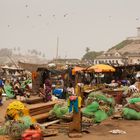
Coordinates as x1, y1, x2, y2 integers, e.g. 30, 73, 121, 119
82, 51, 103, 61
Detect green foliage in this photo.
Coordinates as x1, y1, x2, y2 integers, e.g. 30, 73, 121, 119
85, 47, 90, 53
82, 51, 103, 61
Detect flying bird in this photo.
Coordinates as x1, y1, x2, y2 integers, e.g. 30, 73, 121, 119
64, 13, 68, 17
25, 5, 28, 8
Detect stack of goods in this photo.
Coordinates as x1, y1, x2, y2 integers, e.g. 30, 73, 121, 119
4, 84, 15, 99
122, 98, 140, 120
0, 120, 28, 140
5, 101, 36, 124
20, 79, 32, 90
22, 124, 43, 140
0, 101, 36, 139
83, 85, 92, 91
49, 102, 70, 119
82, 91, 115, 123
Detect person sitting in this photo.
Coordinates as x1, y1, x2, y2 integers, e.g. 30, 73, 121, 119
43, 77, 52, 102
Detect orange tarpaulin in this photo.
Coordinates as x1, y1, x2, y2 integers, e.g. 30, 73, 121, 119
72, 66, 85, 75
87, 64, 115, 73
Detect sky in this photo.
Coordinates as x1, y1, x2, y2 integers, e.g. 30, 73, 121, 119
0, 0, 140, 60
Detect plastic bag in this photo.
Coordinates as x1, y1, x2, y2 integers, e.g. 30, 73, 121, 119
82, 101, 99, 117
129, 98, 140, 104
94, 110, 108, 123
122, 107, 140, 120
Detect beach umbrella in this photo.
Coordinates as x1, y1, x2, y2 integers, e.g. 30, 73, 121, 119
72, 66, 85, 75
87, 64, 115, 73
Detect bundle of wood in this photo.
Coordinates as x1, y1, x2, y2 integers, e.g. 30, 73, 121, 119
27, 101, 57, 122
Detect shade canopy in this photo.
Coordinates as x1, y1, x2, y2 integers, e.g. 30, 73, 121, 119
72, 66, 85, 75
87, 64, 116, 73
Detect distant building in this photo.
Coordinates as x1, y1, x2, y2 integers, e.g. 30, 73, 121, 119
93, 51, 127, 65
52, 58, 82, 65
127, 53, 140, 64
127, 27, 140, 40
94, 28, 140, 66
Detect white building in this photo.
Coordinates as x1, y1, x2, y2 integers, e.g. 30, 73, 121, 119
93, 51, 127, 65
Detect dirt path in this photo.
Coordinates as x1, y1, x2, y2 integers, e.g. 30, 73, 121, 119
45, 119, 140, 140
1, 100, 140, 140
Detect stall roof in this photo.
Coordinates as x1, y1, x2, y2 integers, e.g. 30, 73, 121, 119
37, 67, 66, 76
1, 65, 24, 70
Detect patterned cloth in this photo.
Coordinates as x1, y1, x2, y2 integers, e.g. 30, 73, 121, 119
44, 79, 52, 101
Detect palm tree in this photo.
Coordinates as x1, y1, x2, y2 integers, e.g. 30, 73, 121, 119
42, 53, 45, 58
85, 47, 90, 53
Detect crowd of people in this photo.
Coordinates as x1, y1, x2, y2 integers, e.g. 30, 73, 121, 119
1, 66, 140, 107
0, 76, 32, 105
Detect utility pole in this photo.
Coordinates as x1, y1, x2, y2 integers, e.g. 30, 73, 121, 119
56, 36, 59, 59
7, 55, 19, 68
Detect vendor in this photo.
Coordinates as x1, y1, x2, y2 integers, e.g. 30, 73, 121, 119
0, 78, 4, 105
0, 87, 3, 106
44, 75, 52, 102
67, 82, 75, 96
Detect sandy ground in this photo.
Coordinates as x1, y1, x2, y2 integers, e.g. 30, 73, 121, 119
0, 100, 140, 140
46, 119, 140, 140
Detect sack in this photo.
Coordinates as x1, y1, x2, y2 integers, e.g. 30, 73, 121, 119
88, 91, 115, 106
50, 104, 69, 118
122, 107, 140, 120
94, 110, 108, 123
82, 101, 99, 117
129, 98, 140, 104
135, 102, 140, 109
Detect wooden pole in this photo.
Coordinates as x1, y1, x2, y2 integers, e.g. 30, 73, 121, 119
56, 36, 59, 59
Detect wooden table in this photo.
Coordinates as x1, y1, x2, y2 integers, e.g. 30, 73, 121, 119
102, 89, 124, 104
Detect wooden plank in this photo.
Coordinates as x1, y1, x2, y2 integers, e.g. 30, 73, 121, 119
30, 107, 52, 116
29, 106, 53, 112
43, 129, 58, 137
33, 112, 49, 121
27, 101, 57, 110
68, 132, 82, 138
47, 125, 69, 129
40, 120, 60, 127
51, 123, 70, 126
26, 96, 43, 104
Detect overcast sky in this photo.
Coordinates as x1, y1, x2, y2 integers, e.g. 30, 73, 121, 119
0, 0, 140, 59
